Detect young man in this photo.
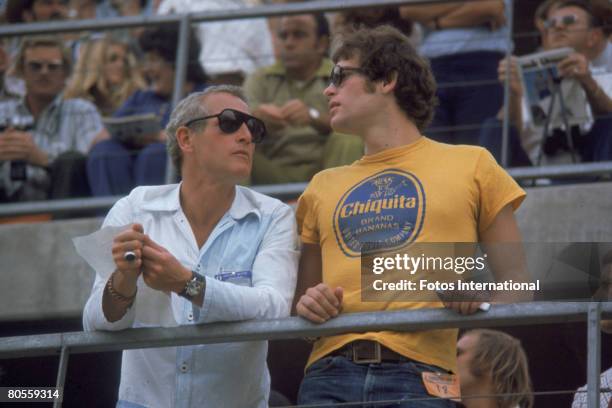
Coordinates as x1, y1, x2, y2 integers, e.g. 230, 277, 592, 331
294, 26, 527, 406
83, 86, 299, 408
457, 329, 533, 408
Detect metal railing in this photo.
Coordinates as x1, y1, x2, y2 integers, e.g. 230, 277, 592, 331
1, 302, 611, 407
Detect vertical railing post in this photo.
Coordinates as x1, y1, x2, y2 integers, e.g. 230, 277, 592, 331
53, 345, 70, 408
587, 302, 601, 408
165, 14, 191, 184
501, 0, 514, 168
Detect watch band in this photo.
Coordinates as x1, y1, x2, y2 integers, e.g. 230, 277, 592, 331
179, 271, 205, 300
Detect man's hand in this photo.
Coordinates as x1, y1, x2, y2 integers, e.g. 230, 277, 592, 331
296, 283, 344, 323
498, 56, 523, 97
111, 223, 146, 288
281, 99, 311, 127
255, 104, 288, 132
443, 301, 484, 315
141, 235, 192, 293
0, 130, 49, 167
558, 52, 590, 82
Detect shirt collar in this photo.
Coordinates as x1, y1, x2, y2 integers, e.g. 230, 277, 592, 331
139, 183, 261, 221
17, 92, 64, 116
264, 58, 334, 80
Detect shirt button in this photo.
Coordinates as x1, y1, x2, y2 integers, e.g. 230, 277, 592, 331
180, 363, 188, 373
187, 313, 194, 321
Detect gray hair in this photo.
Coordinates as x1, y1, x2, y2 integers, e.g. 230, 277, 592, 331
165, 85, 246, 176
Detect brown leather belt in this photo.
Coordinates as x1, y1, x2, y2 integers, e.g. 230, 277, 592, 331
330, 340, 407, 364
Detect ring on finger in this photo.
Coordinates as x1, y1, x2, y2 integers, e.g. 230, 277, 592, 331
124, 251, 137, 262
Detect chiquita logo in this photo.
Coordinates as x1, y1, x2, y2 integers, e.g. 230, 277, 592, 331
333, 169, 426, 257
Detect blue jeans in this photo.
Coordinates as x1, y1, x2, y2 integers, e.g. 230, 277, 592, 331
87, 140, 167, 197
428, 51, 504, 146
298, 355, 456, 408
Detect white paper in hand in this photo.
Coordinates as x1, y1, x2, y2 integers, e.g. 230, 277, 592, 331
73, 225, 127, 280
73, 225, 178, 327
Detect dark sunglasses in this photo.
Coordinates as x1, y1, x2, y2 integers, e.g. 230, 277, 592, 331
184, 108, 266, 144
545, 14, 578, 29
330, 65, 366, 87
25, 60, 64, 74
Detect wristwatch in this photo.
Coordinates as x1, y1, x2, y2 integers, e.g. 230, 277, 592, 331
308, 107, 320, 121
179, 271, 205, 300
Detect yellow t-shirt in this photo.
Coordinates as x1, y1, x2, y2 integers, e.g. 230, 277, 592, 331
296, 137, 526, 372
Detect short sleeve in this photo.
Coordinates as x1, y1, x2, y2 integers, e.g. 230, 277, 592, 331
474, 148, 526, 234
243, 68, 268, 110
295, 178, 321, 244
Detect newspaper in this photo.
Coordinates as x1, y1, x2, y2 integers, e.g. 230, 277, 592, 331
103, 113, 162, 147
517, 47, 589, 130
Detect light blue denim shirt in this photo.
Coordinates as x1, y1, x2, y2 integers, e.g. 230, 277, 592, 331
83, 183, 299, 408
419, 0, 513, 58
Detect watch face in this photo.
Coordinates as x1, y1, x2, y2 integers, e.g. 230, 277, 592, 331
186, 279, 203, 296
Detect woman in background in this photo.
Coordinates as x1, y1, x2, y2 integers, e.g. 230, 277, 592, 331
64, 35, 145, 116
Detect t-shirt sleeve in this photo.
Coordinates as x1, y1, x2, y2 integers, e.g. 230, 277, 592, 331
295, 177, 320, 244
474, 148, 526, 234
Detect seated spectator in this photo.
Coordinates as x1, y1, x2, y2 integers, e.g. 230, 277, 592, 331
243, 13, 362, 184
457, 329, 533, 408
86, 24, 206, 197
156, 0, 275, 85
401, 0, 510, 146
64, 35, 145, 116
480, 0, 612, 166
5, 0, 69, 23
0, 36, 105, 202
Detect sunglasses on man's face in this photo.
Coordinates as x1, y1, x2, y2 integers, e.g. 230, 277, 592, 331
330, 65, 366, 88
25, 60, 64, 74
545, 14, 579, 29
184, 108, 266, 144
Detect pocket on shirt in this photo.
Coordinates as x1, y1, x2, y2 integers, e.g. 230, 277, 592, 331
214, 270, 253, 287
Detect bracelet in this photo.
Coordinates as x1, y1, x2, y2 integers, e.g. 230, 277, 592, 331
106, 272, 137, 304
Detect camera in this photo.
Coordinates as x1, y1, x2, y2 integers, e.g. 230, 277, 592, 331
0, 115, 35, 181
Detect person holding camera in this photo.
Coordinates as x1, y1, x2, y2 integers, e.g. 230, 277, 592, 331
0, 36, 105, 202
480, 0, 612, 167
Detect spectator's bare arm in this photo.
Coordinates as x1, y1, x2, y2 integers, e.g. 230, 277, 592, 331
399, 2, 463, 25
437, 0, 506, 30
496, 56, 524, 130
558, 53, 612, 115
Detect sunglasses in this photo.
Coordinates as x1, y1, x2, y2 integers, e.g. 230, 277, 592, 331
184, 108, 266, 144
330, 65, 366, 87
25, 60, 64, 74
544, 14, 578, 29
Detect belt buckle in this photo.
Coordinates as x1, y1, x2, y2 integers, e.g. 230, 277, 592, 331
352, 341, 381, 364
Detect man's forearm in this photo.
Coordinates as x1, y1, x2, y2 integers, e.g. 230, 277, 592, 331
399, 3, 463, 24
437, 0, 504, 29
582, 76, 612, 115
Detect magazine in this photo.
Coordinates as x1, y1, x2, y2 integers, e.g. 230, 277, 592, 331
517, 47, 589, 130
103, 114, 162, 147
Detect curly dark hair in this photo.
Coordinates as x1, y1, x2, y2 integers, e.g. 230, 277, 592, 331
331, 25, 437, 131
139, 23, 208, 85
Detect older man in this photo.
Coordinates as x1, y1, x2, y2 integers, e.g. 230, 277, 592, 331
481, 0, 612, 166
0, 36, 104, 202
83, 85, 299, 408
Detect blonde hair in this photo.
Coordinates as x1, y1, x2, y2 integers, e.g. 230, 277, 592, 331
466, 329, 534, 408
64, 36, 145, 115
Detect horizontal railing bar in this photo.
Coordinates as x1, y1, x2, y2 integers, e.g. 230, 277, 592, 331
1, 302, 610, 359
0, 183, 308, 218
508, 161, 612, 180
0, 0, 449, 37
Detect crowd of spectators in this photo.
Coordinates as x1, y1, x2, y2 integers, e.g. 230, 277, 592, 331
0, 0, 609, 206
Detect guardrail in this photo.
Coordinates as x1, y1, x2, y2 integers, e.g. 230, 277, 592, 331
1, 302, 611, 407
